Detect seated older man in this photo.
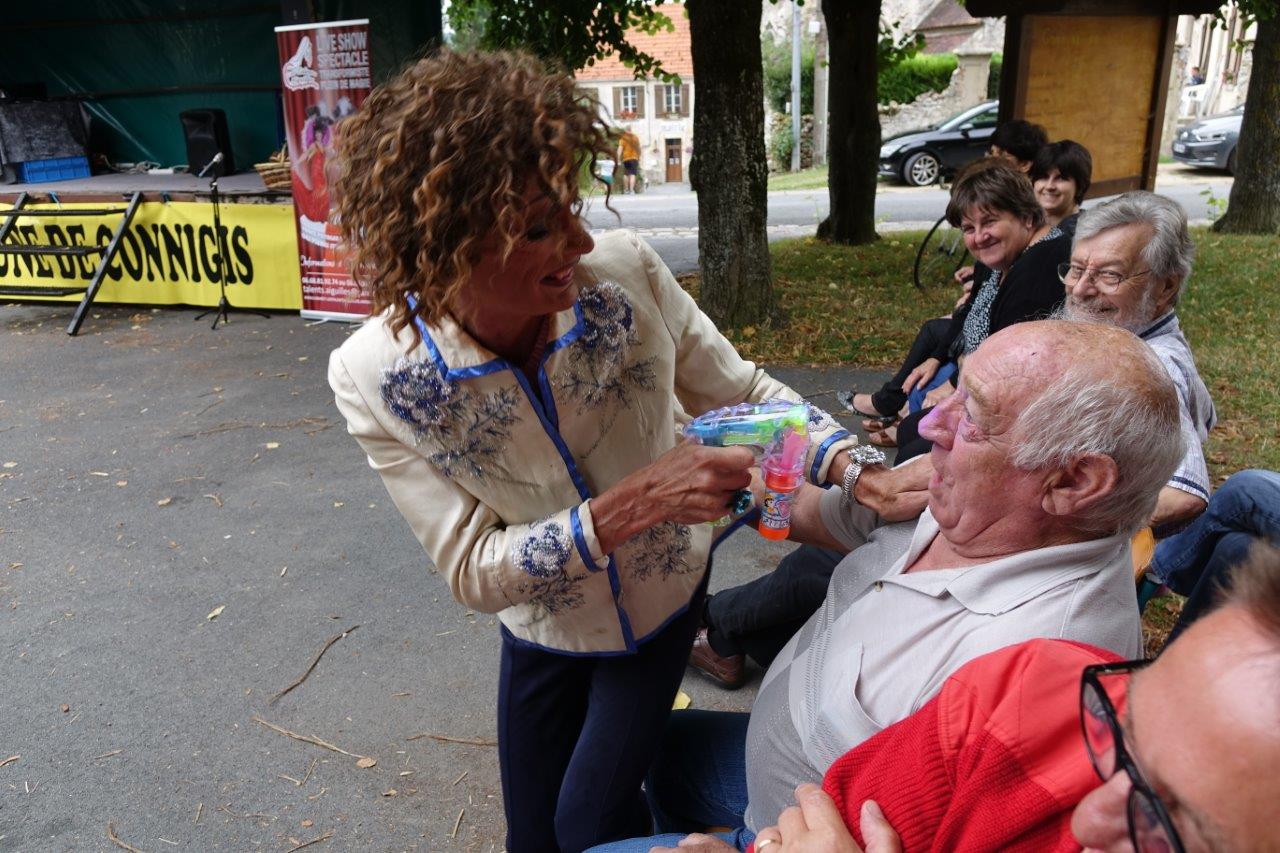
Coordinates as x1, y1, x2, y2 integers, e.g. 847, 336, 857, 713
741, 544, 1280, 852
1060, 190, 1217, 528
690, 193, 1215, 688
586, 319, 1184, 853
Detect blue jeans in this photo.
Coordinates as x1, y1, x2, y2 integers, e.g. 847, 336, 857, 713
586, 710, 754, 853
1150, 469, 1280, 640
906, 360, 956, 413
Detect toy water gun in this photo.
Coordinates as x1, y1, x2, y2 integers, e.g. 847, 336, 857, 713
683, 399, 810, 539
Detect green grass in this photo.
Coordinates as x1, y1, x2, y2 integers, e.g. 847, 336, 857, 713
679, 228, 1280, 479
767, 165, 830, 191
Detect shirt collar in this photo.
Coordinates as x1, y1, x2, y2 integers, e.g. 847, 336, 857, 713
407, 293, 585, 382
881, 509, 1131, 616
1138, 310, 1178, 341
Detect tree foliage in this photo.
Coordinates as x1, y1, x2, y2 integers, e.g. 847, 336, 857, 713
446, 0, 679, 81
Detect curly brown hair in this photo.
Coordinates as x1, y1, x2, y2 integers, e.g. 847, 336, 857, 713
331, 49, 613, 340
945, 156, 1045, 230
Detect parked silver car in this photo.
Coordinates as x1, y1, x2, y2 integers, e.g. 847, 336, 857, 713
1172, 105, 1243, 174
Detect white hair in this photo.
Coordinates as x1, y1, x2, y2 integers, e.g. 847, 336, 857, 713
1074, 190, 1196, 303
1010, 340, 1185, 536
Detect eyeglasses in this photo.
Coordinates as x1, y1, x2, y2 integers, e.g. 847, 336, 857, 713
1080, 661, 1186, 853
1058, 262, 1152, 292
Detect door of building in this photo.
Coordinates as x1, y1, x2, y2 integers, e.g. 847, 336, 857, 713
665, 138, 682, 183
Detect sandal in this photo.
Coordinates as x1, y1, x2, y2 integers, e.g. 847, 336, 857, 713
836, 390, 898, 425
867, 425, 898, 448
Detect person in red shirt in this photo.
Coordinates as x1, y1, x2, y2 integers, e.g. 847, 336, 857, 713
664, 545, 1280, 853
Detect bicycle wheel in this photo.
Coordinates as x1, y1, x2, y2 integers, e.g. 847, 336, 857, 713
913, 215, 971, 290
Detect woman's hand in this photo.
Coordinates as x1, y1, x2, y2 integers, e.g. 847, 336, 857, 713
650, 834, 737, 852
591, 441, 755, 555
751, 785, 902, 853
901, 358, 941, 396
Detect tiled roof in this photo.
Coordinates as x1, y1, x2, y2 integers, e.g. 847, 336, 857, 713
575, 4, 694, 81
918, 0, 981, 30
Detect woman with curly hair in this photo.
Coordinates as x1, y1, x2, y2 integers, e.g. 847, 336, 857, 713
326, 50, 872, 852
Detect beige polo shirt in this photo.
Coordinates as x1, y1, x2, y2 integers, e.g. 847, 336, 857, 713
741, 488, 1142, 832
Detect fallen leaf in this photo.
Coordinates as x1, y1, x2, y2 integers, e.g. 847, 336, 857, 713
741, 326, 757, 338
382, 789, 398, 797
156, 497, 172, 507
2, 462, 16, 469
265, 442, 280, 450
115, 481, 128, 487
301, 819, 314, 828
672, 690, 692, 711
398, 771, 413, 777
207, 605, 226, 621
60, 704, 70, 713
355, 756, 377, 769
332, 502, 344, 508
90, 471, 109, 477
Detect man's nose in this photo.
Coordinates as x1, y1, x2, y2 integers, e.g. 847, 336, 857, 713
1069, 770, 1133, 850
1068, 267, 1100, 297
919, 393, 959, 447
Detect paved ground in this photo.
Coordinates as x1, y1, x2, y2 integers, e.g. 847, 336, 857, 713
0, 297, 889, 851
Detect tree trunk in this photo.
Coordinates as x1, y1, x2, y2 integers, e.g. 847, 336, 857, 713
687, 0, 774, 327
817, 0, 880, 245
1214, 15, 1280, 234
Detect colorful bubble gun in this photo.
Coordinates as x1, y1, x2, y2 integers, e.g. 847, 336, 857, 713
683, 400, 810, 539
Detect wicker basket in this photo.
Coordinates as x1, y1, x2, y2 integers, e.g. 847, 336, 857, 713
254, 161, 293, 192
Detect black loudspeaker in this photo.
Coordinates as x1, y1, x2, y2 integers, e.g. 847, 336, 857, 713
179, 108, 235, 176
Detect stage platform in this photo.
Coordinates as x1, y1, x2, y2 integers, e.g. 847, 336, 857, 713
0, 170, 291, 203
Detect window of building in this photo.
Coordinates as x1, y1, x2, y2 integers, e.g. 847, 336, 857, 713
621, 86, 639, 114
663, 84, 682, 115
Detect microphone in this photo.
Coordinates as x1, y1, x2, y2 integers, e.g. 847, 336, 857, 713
197, 151, 224, 178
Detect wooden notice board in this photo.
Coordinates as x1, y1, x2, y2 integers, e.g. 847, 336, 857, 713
999, 10, 1176, 196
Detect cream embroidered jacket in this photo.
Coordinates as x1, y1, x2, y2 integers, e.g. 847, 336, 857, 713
328, 230, 856, 654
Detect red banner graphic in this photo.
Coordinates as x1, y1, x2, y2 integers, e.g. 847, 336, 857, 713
275, 19, 373, 321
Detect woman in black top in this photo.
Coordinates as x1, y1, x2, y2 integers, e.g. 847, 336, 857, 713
890, 158, 1074, 462
845, 144, 1092, 432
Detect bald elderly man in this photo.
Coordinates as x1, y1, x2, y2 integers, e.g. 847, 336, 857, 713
588, 320, 1185, 853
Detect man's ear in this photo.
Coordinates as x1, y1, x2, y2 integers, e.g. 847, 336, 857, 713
1041, 454, 1119, 518
1153, 275, 1181, 314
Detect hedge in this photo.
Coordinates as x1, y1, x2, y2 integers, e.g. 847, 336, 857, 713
878, 53, 957, 106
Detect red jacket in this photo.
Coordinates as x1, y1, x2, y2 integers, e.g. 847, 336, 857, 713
818, 639, 1119, 852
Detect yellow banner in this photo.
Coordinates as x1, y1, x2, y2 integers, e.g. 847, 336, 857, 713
0, 201, 303, 310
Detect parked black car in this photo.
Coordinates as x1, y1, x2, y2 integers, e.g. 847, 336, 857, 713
1172, 104, 1243, 174
879, 100, 999, 187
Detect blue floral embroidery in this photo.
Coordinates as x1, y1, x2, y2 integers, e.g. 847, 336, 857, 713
511, 518, 573, 579
806, 403, 841, 433
379, 357, 518, 480
621, 522, 693, 582
517, 570, 588, 619
557, 282, 657, 433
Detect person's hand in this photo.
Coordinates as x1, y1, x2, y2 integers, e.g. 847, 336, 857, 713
752, 785, 902, 853
922, 382, 952, 409
953, 265, 974, 286
649, 833, 737, 853
592, 441, 755, 554
853, 461, 930, 522
901, 358, 941, 396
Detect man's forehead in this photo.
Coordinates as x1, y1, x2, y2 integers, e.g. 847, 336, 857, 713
1072, 222, 1152, 264
965, 338, 1053, 414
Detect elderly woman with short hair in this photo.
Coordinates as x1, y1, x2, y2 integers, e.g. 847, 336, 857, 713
325, 50, 900, 853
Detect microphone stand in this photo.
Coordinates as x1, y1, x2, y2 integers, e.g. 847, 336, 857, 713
195, 154, 270, 329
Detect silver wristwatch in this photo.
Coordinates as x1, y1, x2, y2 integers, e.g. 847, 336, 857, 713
841, 445, 886, 507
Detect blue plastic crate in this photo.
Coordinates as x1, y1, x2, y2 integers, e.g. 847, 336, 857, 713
17, 155, 91, 183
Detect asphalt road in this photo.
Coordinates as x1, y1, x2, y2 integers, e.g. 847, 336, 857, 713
583, 165, 1234, 272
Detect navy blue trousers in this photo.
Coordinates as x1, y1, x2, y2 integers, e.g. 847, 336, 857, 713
497, 589, 705, 853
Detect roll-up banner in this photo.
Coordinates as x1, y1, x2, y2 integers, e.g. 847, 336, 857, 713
275, 18, 373, 322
